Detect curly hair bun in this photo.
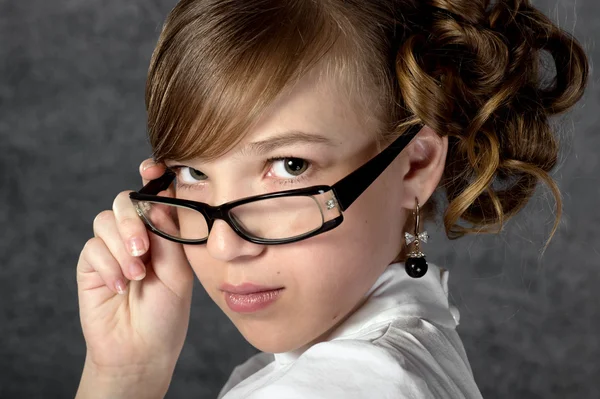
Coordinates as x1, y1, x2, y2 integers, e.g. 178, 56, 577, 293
396, 0, 589, 245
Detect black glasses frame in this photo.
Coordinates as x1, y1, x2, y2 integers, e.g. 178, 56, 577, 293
129, 123, 422, 245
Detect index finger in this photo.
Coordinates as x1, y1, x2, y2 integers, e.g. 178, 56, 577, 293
139, 158, 167, 185
112, 190, 151, 259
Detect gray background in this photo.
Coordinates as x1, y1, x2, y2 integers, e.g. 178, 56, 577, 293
0, 0, 598, 398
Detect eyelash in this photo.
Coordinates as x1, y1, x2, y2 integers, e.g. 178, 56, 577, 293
266, 156, 312, 186
168, 156, 313, 190
167, 166, 202, 191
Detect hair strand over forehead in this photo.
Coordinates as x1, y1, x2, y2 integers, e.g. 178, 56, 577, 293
145, 0, 396, 163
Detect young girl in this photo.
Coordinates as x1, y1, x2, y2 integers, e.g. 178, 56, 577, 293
75, 0, 588, 397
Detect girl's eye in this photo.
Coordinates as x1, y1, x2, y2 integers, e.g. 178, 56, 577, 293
269, 157, 309, 179
177, 166, 207, 185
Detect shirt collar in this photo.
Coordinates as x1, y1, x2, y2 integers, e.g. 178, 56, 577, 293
273, 262, 459, 365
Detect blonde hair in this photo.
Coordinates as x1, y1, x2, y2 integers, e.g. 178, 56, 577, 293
146, 0, 589, 246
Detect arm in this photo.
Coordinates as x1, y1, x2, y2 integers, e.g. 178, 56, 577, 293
76, 356, 173, 399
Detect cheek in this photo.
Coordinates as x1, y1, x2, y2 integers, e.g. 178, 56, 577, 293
182, 246, 218, 289
283, 174, 406, 289
285, 203, 394, 302
338, 180, 405, 259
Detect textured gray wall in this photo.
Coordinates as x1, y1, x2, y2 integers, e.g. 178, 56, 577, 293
0, 0, 598, 398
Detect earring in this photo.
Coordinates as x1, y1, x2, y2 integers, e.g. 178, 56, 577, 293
404, 197, 429, 278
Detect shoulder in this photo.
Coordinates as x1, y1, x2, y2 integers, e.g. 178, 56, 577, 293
246, 337, 436, 399
373, 317, 482, 399
218, 352, 275, 399
236, 319, 482, 399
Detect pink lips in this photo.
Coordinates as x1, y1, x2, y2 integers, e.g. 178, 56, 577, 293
221, 283, 284, 313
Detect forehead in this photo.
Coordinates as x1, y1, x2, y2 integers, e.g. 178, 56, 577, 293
235, 70, 375, 153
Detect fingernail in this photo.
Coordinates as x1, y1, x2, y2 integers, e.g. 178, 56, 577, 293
129, 237, 146, 257
142, 160, 156, 171
129, 262, 146, 281
115, 279, 127, 295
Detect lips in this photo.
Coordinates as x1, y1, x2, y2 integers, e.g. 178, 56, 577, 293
221, 283, 285, 313
220, 282, 284, 295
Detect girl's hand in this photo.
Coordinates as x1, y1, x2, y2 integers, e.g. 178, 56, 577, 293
76, 159, 194, 393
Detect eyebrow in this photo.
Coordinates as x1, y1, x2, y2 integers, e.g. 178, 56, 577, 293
239, 130, 336, 157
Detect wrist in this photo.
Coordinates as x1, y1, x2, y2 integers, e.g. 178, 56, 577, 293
76, 356, 175, 399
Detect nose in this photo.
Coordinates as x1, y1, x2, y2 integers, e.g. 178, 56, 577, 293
206, 219, 266, 262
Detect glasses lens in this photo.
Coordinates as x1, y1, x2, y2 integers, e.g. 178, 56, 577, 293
229, 195, 327, 240
134, 191, 341, 243
134, 200, 208, 241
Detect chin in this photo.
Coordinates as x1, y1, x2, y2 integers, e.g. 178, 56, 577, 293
232, 318, 310, 354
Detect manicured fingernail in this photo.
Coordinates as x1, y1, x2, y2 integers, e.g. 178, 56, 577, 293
129, 262, 146, 281
115, 279, 126, 295
129, 237, 146, 257
142, 160, 156, 171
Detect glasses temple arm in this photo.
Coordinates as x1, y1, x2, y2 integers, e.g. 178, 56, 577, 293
331, 124, 422, 211
139, 169, 176, 195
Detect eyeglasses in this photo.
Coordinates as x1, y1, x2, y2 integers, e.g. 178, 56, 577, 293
129, 124, 422, 245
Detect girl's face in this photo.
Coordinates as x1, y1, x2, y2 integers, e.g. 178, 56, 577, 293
166, 71, 444, 354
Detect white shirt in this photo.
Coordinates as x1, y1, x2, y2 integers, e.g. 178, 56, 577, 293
217, 262, 483, 399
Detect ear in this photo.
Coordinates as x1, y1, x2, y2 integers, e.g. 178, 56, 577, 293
397, 125, 447, 208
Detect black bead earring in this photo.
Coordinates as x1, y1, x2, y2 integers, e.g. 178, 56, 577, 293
404, 197, 429, 278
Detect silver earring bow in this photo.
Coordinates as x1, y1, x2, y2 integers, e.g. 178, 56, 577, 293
404, 197, 428, 278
